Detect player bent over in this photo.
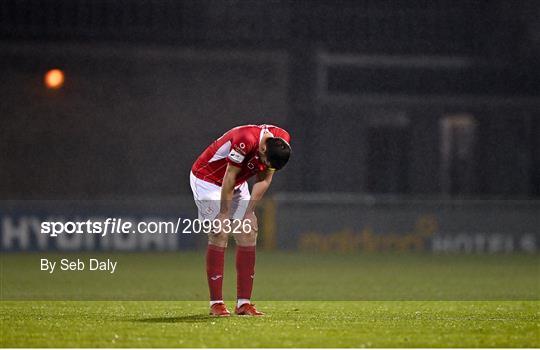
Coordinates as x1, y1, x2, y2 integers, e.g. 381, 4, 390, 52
190, 124, 291, 316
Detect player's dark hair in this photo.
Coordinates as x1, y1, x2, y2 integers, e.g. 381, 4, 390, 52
266, 137, 291, 170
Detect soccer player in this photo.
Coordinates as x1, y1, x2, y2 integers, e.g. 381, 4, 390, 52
190, 124, 291, 316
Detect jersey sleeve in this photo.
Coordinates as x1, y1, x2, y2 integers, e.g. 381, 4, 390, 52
226, 132, 256, 167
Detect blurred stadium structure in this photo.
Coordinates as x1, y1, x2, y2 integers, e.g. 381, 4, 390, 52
1, 0, 539, 253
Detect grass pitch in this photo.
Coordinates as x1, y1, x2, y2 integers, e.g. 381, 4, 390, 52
1, 252, 539, 347
1, 300, 538, 347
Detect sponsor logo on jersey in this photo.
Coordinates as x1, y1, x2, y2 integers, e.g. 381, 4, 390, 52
228, 149, 245, 163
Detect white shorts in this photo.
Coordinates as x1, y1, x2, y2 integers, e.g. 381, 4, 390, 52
189, 172, 251, 220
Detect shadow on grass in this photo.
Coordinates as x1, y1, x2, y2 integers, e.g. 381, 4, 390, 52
136, 314, 216, 323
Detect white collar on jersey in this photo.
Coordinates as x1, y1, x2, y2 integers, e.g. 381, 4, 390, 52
259, 125, 274, 143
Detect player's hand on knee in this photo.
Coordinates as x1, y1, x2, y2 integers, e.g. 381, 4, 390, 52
207, 212, 230, 246
212, 212, 230, 235
243, 211, 258, 234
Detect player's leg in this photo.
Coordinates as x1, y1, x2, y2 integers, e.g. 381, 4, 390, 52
190, 172, 230, 316
231, 183, 263, 316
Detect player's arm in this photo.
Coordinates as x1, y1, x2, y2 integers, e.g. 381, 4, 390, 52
245, 169, 274, 214
219, 164, 242, 216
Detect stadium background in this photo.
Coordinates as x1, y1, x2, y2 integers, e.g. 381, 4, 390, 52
1, 0, 539, 255
1, 1, 539, 347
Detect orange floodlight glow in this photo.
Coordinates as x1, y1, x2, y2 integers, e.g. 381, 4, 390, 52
44, 69, 65, 89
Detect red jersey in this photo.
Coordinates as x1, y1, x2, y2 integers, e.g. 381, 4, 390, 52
192, 124, 291, 187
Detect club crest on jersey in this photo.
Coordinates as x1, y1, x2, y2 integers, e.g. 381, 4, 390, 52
228, 149, 245, 163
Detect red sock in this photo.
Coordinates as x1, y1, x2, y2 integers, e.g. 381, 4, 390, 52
206, 244, 225, 301
236, 245, 256, 300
